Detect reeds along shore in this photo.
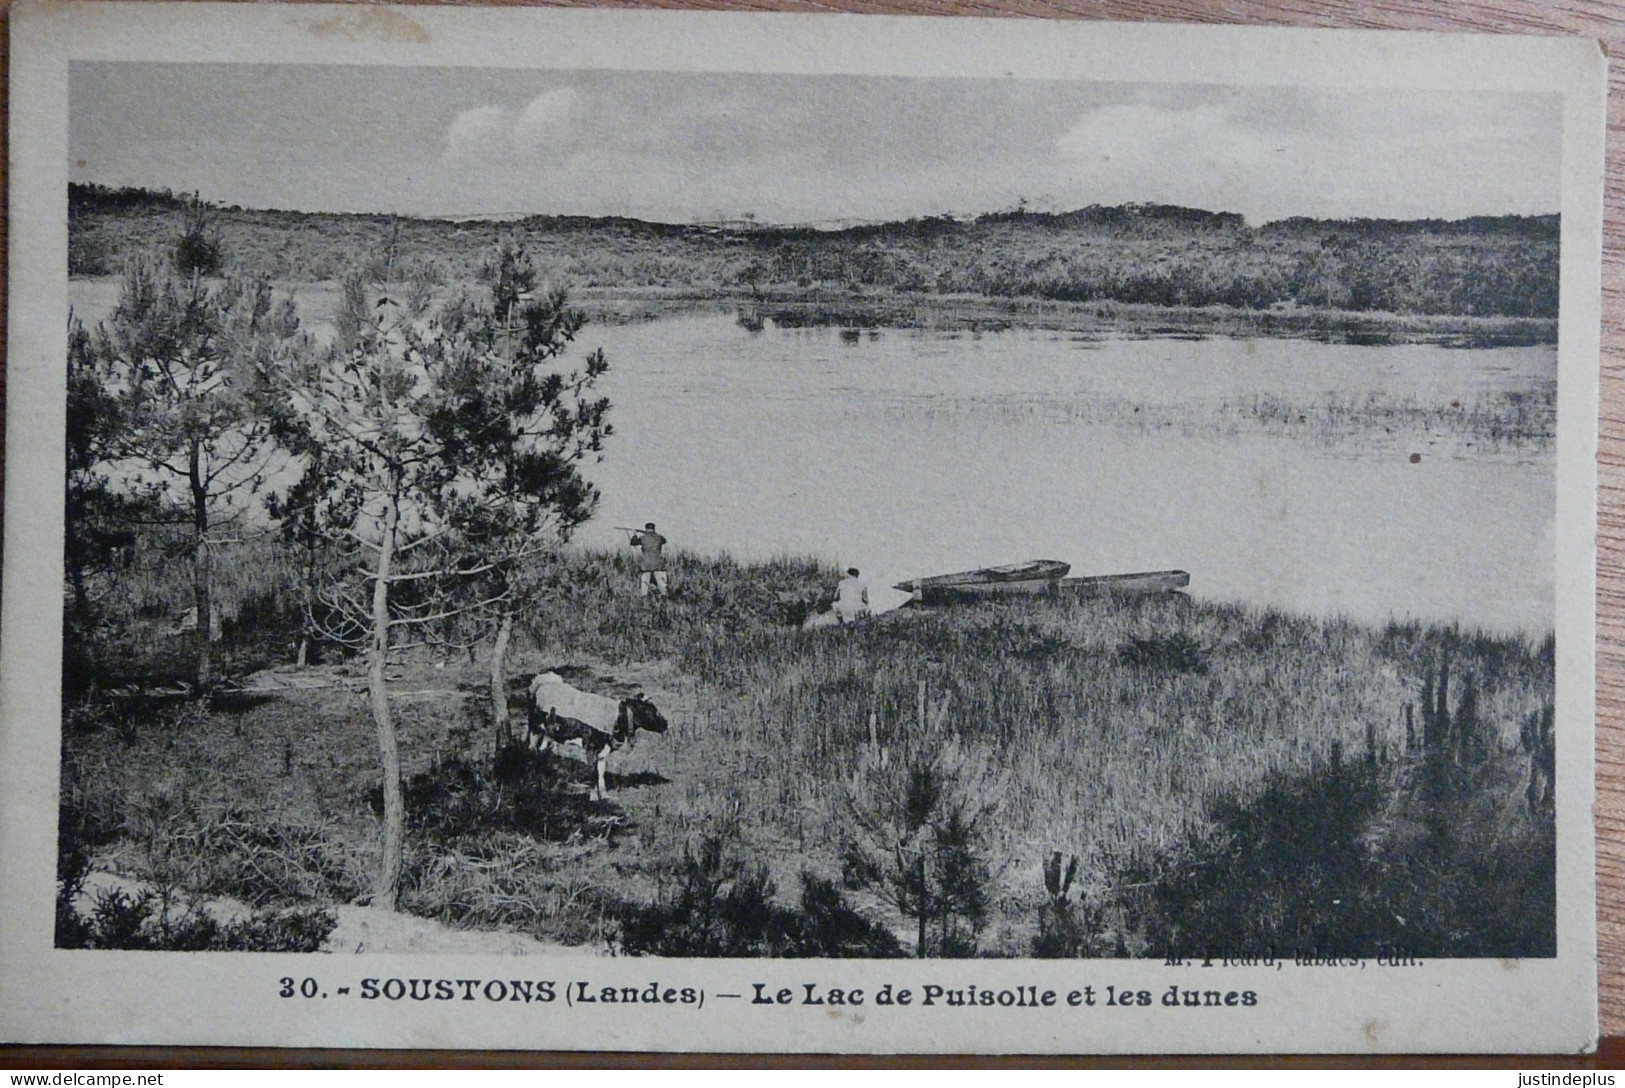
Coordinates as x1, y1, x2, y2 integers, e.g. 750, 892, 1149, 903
61, 548, 1557, 957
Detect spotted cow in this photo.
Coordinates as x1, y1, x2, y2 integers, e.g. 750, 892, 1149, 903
526, 672, 668, 801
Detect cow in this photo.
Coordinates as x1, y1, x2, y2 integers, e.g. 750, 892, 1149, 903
526, 672, 669, 801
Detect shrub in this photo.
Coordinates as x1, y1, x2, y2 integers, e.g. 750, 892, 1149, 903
1124, 752, 1555, 959
402, 834, 620, 947
57, 884, 334, 951
1032, 852, 1091, 958
839, 691, 1002, 957
792, 874, 903, 958
618, 833, 900, 957
619, 834, 790, 956
394, 745, 614, 843
173, 194, 224, 278
56, 782, 337, 953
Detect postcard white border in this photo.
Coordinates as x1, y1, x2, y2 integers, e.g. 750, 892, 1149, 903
1, 2, 1604, 1053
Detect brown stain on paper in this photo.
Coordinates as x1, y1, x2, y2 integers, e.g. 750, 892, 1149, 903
303, 7, 431, 44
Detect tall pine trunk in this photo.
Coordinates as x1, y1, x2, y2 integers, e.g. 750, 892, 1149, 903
490, 612, 513, 747
189, 443, 212, 687
297, 538, 318, 668
369, 487, 405, 911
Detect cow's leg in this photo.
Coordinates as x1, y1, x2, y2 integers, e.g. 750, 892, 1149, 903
594, 749, 608, 802
528, 721, 552, 755
530, 709, 558, 754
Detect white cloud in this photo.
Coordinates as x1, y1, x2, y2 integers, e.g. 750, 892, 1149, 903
512, 88, 581, 154
445, 104, 511, 165
442, 88, 582, 168
424, 86, 1557, 223
79, 65, 1562, 223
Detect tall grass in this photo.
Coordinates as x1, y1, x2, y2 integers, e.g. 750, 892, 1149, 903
65, 541, 1556, 955
503, 549, 1553, 954
1231, 387, 1555, 450
877, 387, 1556, 455
519, 549, 840, 664
666, 592, 1551, 904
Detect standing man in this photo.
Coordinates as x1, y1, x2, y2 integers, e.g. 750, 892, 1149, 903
832, 567, 870, 624
629, 522, 669, 598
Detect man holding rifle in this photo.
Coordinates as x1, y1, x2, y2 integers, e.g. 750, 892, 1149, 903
623, 522, 669, 598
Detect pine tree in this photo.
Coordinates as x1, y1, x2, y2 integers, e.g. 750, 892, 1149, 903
270, 245, 611, 909
435, 242, 611, 744
79, 258, 299, 684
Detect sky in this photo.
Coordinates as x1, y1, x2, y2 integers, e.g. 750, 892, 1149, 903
69, 64, 1563, 225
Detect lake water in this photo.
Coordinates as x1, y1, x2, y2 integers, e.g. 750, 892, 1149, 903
572, 312, 1555, 634
68, 281, 1557, 634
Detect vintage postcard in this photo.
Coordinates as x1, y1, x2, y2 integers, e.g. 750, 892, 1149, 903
0, 2, 1604, 1053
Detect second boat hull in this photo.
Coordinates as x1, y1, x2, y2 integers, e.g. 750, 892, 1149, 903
1058, 570, 1191, 596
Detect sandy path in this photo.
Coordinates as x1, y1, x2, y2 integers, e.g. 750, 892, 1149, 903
321, 905, 601, 956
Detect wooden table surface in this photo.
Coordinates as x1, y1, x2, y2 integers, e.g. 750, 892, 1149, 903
1, 0, 1622, 1064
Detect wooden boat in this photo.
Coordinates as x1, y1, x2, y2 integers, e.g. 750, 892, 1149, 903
1057, 570, 1190, 597
894, 560, 1070, 602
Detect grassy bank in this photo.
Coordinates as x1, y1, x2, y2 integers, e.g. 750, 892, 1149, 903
61, 548, 1555, 957
565, 289, 1556, 347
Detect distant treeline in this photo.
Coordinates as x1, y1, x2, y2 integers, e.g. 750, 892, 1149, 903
69, 183, 1560, 320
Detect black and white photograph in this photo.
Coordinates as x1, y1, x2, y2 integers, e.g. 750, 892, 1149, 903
0, 4, 1603, 1053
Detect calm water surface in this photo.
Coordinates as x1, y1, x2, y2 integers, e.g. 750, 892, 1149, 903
575, 312, 1555, 634
68, 282, 1557, 634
